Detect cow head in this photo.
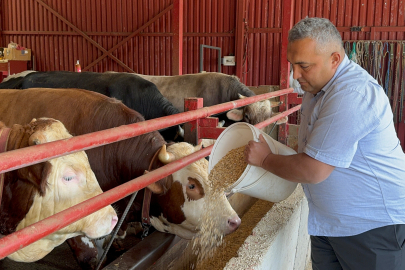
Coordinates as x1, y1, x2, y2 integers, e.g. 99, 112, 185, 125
147, 142, 241, 239
226, 94, 288, 134
5, 118, 118, 262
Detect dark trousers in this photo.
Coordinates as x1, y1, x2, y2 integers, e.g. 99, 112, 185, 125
311, 224, 405, 270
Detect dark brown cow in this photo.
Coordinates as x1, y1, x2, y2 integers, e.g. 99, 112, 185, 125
0, 118, 117, 263
0, 88, 240, 269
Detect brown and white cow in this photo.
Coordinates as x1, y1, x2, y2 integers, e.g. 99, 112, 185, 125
0, 118, 118, 263
0, 88, 240, 269
137, 72, 287, 134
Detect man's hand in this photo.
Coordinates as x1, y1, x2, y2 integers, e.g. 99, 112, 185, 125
244, 134, 273, 167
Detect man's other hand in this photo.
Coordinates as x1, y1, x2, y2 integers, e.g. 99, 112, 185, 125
244, 134, 273, 167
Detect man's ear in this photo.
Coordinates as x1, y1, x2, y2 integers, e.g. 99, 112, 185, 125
331, 51, 342, 69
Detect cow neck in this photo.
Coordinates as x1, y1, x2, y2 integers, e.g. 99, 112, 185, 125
0, 127, 11, 210
141, 146, 163, 237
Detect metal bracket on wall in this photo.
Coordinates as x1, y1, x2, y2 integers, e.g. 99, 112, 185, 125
350, 26, 364, 32
199, 44, 221, 73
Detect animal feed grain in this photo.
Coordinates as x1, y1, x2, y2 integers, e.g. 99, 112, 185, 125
192, 146, 247, 262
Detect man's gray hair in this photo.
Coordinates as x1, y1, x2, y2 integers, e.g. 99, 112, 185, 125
288, 17, 343, 52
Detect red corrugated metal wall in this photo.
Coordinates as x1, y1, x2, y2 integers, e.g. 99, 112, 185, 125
0, 0, 403, 84
183, 0, 236, 75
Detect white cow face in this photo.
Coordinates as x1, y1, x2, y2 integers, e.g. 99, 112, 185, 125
149, 142, 240, 239
8, 118, 118, 263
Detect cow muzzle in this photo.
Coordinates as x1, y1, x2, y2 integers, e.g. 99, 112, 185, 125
225, 215, 241, 234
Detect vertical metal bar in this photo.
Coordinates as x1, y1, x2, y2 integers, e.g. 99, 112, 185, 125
199, 45, 221, 73
199, 44, 203, 72
172, 0, 183, 75
95, 190, 139, 270
218, 47, 221, 73
279, 0, 294, 145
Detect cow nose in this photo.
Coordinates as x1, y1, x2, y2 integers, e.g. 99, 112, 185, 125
111, 215, 118, 230
227, 216, 241, 232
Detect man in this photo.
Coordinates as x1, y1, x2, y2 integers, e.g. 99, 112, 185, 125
245, 17, 405, 270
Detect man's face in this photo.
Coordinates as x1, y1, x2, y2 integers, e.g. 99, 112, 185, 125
287, 38, 340, 95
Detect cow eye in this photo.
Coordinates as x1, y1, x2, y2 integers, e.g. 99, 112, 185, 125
244, 114, 250, 121
188, 184, 195, 190
63, 176, 75, 181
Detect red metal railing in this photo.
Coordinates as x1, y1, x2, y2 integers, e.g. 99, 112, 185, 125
0, 88, 294, 174
0, 89, 300, 259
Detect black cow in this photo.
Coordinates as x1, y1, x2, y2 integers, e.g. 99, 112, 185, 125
0, 71, 181, 141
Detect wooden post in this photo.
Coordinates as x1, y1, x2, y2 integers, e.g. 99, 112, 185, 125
172, 0, 183, 75
235, 0, 247, 83
278, 0, 294, 144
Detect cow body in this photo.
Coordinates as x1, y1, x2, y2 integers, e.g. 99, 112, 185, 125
0, 71, 181, 141
138, 72, 255, 112
137, 72, 286, 133
0, 118, 117, 263
0, 88, 240, 268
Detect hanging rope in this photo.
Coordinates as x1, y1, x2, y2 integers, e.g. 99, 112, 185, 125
400, 42, 405, 123
344, 41, 351, 56
387, 43, 395, 99
393, 42, 402, 124
349, 42, 357, 63
383, 42, 391, 95
356, 41, 364, 67
374, 41, 383, 85
364, 41, 370, 73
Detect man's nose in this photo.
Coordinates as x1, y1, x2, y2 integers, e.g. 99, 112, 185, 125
292, 66, 300, 80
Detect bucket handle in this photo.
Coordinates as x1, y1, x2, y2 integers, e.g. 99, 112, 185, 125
253, 133, 279, 155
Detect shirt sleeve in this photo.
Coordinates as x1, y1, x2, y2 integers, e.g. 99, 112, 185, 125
304, 86, 380, 168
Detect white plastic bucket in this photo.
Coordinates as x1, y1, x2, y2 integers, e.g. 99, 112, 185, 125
208, 122, 298, 202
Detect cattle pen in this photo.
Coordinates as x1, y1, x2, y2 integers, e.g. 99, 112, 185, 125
0, 88, 307, 269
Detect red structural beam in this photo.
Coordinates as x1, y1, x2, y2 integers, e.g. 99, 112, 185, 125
279, 0, 294, 145
172, 0, 184, 75
0, 102, 301, 259
0, 88, 294, 174
235, 0, 247, 83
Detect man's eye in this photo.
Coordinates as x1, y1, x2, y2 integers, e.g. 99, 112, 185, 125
301, 66, 309, 69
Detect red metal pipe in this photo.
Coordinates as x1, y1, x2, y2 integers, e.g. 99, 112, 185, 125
255, 105, 301, 130
0, 88, 294, 174
0, 103, 300, 259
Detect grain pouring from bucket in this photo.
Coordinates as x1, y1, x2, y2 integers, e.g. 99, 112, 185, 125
192, 145, 247, 261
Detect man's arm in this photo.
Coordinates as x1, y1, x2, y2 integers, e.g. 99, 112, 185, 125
245, 134, 334, 184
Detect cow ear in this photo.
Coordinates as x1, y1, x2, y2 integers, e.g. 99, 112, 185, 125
146, 182, 164, 194
144, 170, 164, 194
28, 131, 47, 146
226, 109, 244, 121
194, 141, 203, 151
18, 162, 52, 196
